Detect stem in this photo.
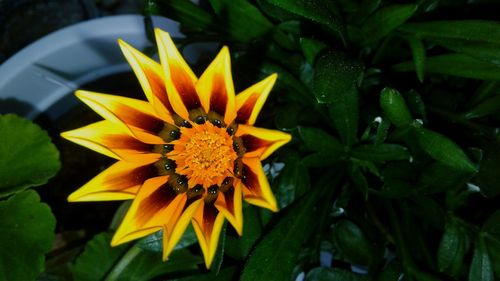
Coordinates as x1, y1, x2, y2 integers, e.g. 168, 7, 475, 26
104, 245, 143, 281
366, 200, 395, 245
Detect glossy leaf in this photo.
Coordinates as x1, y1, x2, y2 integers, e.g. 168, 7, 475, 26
138, 225, 197, 252
469, 235, 494, 281
417, 128, 477, 173
298, 126, 344, 155
399, 21, 500, 44
361, 4, 417, 43
351, 144, 410, 163
305, 267, 367, 281
262, 0, 344, 35
437, 219, 469, 276
333, 220, 379, 266
157, 0, 215, 31
73, 232, 200, 281
464, 94, 500, 119
406, 36, 426, 82
379, 87, 413, 127
0, 190, 56, 281
209, 0, 273, 43
314, 51, 363, 104
394, 54, 500, 81
300, 38, 328, 65
240, 178, 329, 281
0, 114, 60, 197
276, 154, 310, 208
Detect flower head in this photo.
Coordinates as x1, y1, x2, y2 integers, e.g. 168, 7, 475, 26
61, 28, 291, 267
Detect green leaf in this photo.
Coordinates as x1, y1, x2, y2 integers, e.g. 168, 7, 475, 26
333, 220, 380, 266
0, 114, 60, 197
406, 36, 426, 82
477, 139, 500, 198
240, 177, 332, 281
298, 126, 345, 155
225, 207, 262, 260
399, 21, 500, 64
483, 210, 500, 235
417, 162, 471, 194
313, 51, 363, 104
399, 21, 500, 44
417, 128, 477, 173
437, 219, 470, 276
0, 190, 56, 281
379, 87, 413, 127
351, 144, 410, 163
275, 154, 310, 209
172, 267, 237, 281
300, 38, 328, 65
209, 0, 273, 43
156, 0, 216, 31
464, 94, 500, 119
262, 0, 344, 35
361, 4, 417, 44
137, 224, 197, 253
305, 267, 367, 281
73, 232, 201, 281
469, 235, 494, 281
394, 54, 500, 81
261, 62, 313, 104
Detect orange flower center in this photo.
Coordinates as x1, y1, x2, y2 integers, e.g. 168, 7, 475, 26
168, 122, 238, 188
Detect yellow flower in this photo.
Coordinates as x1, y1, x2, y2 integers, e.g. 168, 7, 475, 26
61, 28, 291, 268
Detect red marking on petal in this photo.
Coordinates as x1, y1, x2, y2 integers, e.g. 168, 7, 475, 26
241, 164, 259, 194
116, 104, 164, 133
203, 203, 219, 236
102, 164, 157, 191
223, 186, 235, 214
102, 135, 153, 151
172, 66, 200, 110
241, 135, 273, 153
145, 69, 174, 113
210, 74, 228, 117
136, 182, 177, 225
236, 93, 259, 124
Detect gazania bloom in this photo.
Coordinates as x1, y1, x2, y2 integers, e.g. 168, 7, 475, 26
61, 28, 291, 267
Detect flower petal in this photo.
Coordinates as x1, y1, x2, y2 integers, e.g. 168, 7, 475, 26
241, 157, 278, 212
61, 120, 160, 162
112, 176, 194, 246
191, 201, 226, 268
68, 160, 159, 202
155, 29, 201, 120
236, 124, 291, 160
162, 196, 203, 261
215, 183, 243, 235
76, 90, 165, 144
235, 74, 277, 125
118, 39, 174, 123
196, 46, 236, 125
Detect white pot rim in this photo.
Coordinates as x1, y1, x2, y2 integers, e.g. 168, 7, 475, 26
0, 15, 181, 119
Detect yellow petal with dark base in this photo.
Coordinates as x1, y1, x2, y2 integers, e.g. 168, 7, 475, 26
118, 39, 174, 123
112, 176, 185, 245
236, 124, 291, 160
76, 90, 165, 144
155, 29, 200, 120
241, 157, 278, 212
215, 183, 243, 235
61, 120, 160, 162
235, 74, 277, 125
68, 160, 159, 202
196, 46, 236, 125
191, 201, 226, 268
